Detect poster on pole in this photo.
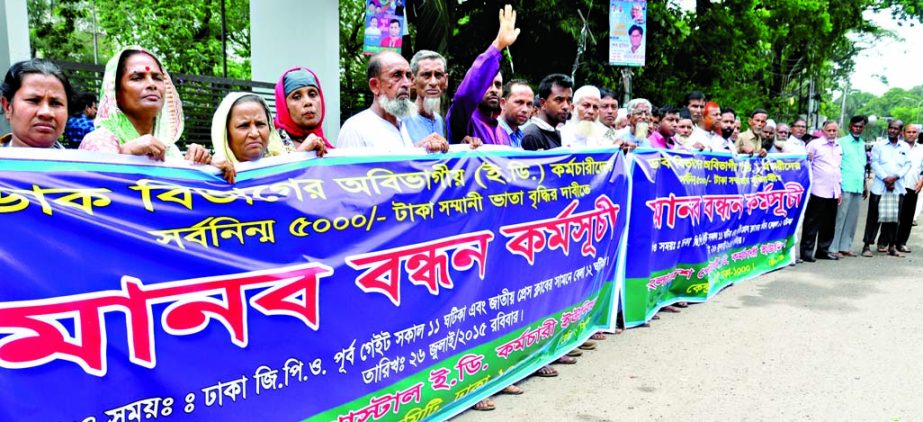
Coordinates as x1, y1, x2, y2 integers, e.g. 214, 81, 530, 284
363, 0, 406, 54
609, 0, 647, 67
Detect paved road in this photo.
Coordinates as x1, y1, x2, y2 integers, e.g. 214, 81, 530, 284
455, 218, 923, 421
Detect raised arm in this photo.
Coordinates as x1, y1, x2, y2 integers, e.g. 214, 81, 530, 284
446, 5, 520, 143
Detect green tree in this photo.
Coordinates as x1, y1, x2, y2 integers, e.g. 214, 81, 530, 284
28, 0, 251, 79
29, 0, 108, 63
340, 0, 371, 120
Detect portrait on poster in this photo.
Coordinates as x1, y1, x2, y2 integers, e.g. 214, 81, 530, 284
609, 0, 647, 67
363, 0, 405, 54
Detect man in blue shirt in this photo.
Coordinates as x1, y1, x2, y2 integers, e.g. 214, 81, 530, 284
400, 50, 448, 146
63, 93, 97, 148
497, 79, 533, 148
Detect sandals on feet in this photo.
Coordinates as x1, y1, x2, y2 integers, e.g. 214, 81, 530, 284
839, 251, 857, 257
888, 248, 905, 257
578, 341, 597, 350
675, 301, 689, 308
661, 305, 680, 313
535, 365, 558, 377
861, 248, 874, 257
500, 385, 524, 395
555, 356, 578, 364
473, 399, 495, 411
590, 332, 606, 341
566, 349, 583, 357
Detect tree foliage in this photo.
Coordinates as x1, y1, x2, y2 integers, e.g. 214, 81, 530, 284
340, 0, 371, 118
340, 0, 922, 126
28, 0, 251, 79
828, 85, 923, 140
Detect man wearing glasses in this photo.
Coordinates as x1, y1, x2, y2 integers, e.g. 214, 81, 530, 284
790, 118, 812, 143
613, 98, 653, 149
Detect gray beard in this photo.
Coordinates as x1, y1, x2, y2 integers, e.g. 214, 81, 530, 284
634, 122, 649, 140
422, 97, 441, 115
379, 96, 417, 119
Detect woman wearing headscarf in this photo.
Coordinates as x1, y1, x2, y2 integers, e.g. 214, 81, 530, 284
274, 67, 332, 155
79, 46, 210, 163
1, 59, 74, 149
210, 92, 286, 183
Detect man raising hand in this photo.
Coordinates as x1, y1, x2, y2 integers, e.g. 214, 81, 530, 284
446, 4, 521, 147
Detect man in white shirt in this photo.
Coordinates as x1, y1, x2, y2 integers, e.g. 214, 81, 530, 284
338, 51, 447, 153
786, 120, 807, 151
862, 119, 911, 257
713, 108, 738, 154
613, 98, 652, 148
684, 90, 709, 147
560, 85, 610, 148
897, 123, 922, 252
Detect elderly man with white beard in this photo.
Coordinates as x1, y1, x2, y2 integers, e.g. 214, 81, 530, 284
400, 50, 449, 145
338, 51, 448, 152
613, 98, 653, 149
560, 85, 610, 149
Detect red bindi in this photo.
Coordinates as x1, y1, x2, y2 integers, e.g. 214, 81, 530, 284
145, 66, 150, 71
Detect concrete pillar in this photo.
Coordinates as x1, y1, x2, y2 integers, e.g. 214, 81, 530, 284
0, 0, 31, 134
250, 1, 341, 144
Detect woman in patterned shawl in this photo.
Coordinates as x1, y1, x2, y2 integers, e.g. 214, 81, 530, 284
79, 46, 210, 163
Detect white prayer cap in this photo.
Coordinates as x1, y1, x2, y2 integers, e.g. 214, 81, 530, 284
572, 85, 601, 106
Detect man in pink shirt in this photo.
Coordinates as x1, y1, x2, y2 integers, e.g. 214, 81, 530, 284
379, 19, 402, 48
647, 107, 680, 149
800, 120, 843, 262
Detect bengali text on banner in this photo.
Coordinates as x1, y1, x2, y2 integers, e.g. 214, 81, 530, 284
622, 149, 810, 327
0, 149, 628, 421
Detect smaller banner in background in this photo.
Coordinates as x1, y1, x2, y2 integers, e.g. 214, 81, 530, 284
622, 149, 811, 326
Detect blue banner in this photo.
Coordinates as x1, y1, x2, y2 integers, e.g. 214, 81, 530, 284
622, 149, 810, 326
0, 149, 628, 421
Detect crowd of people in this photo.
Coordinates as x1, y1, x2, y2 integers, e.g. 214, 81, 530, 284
2, 4, 921, 414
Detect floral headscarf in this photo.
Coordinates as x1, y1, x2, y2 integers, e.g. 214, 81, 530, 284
273, 67, 333, 148
211, 92, 284, 164
95, 46, 184, 146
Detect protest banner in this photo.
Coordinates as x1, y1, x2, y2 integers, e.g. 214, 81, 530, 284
0, 148, 627, 421
622, 149, 811, 327
609, 0, 647, 66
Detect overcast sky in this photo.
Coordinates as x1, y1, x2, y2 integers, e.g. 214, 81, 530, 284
849, 9, 923, 96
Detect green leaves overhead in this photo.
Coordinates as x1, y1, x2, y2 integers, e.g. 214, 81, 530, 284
28, 0, 251, 79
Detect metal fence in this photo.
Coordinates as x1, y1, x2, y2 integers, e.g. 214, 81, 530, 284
55, 61, 276, 149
